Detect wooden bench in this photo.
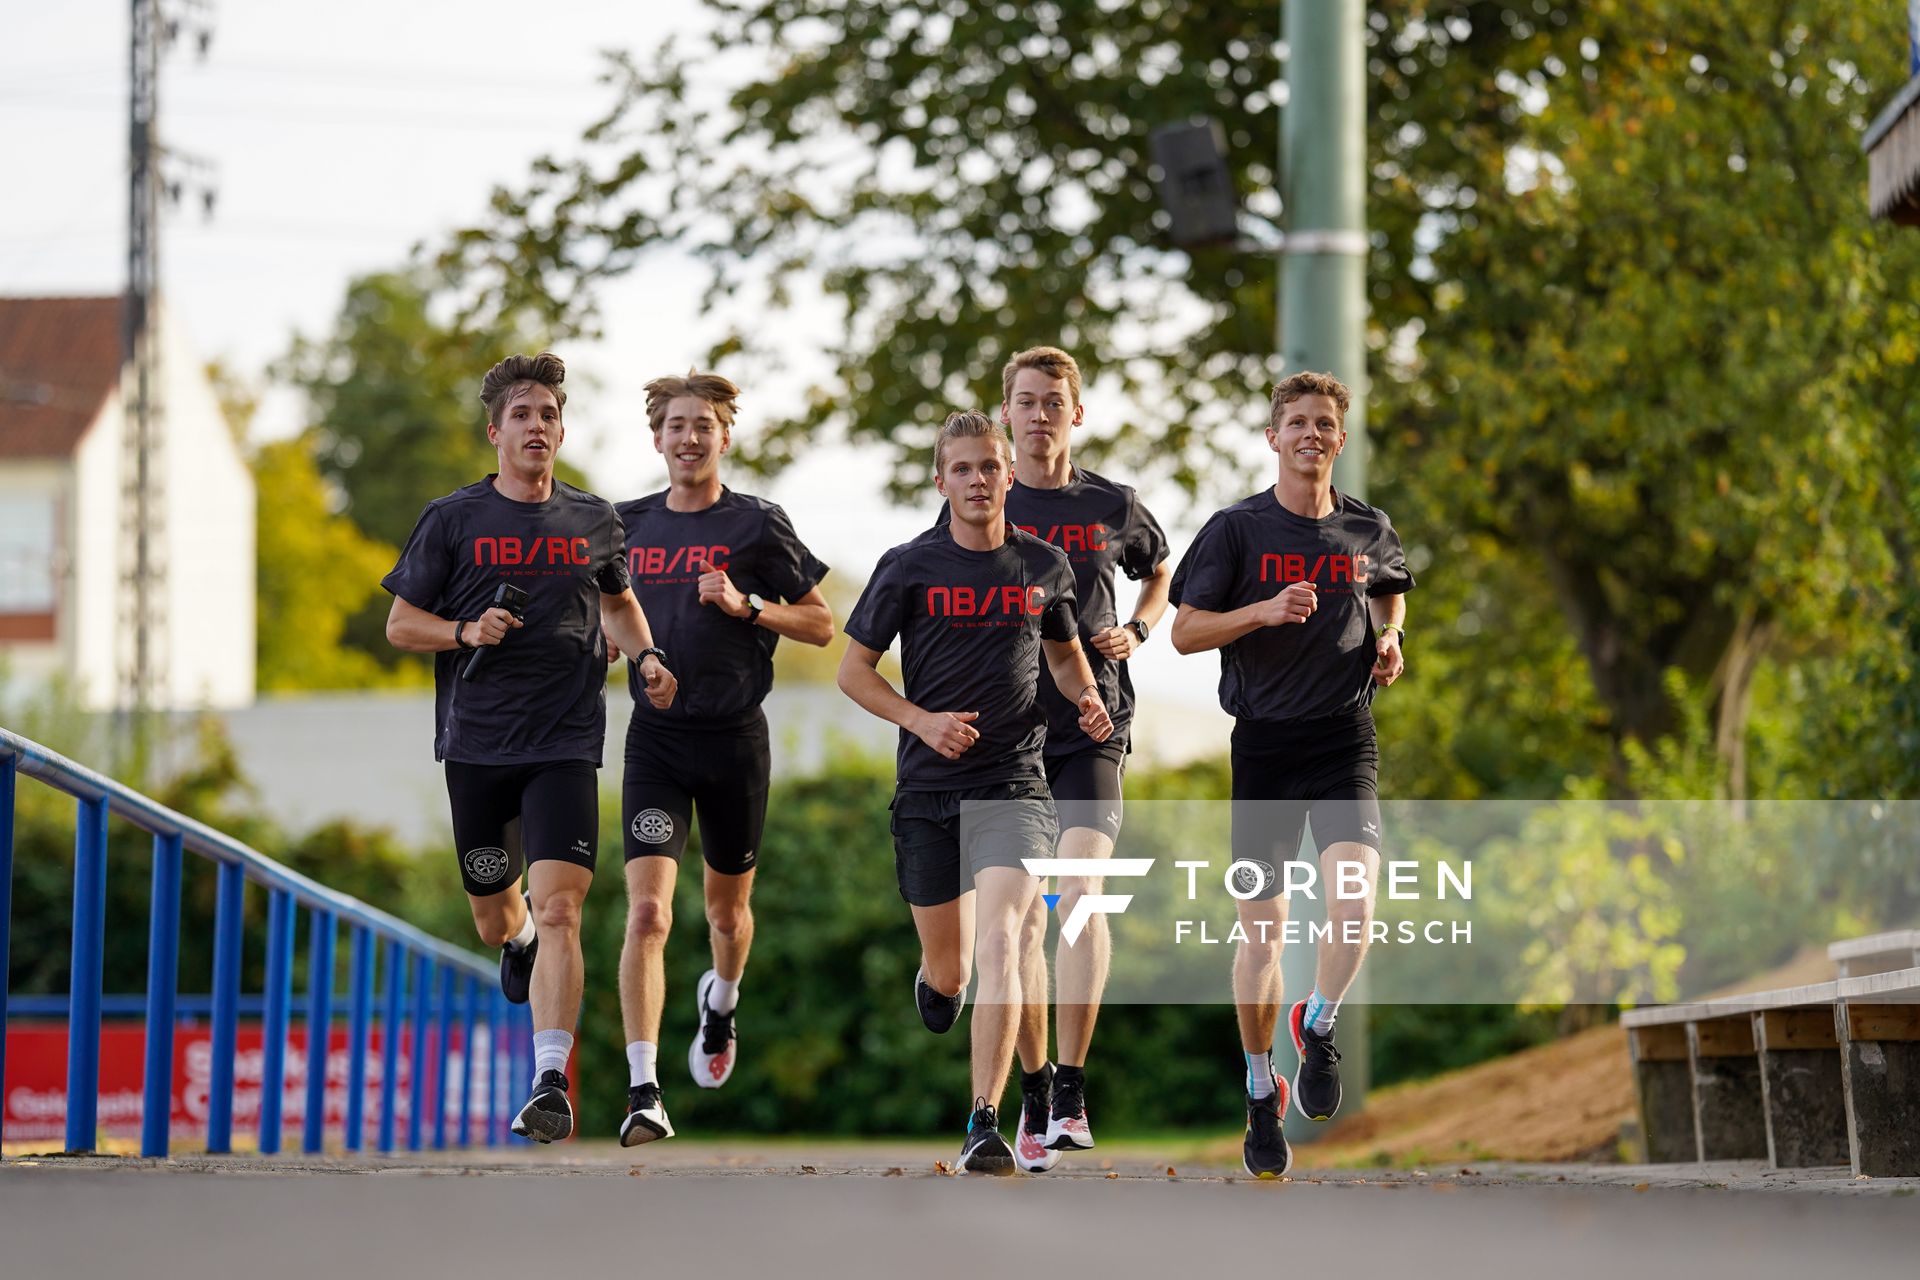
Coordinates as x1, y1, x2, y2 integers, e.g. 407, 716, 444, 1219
1624, 957, 1920, 1175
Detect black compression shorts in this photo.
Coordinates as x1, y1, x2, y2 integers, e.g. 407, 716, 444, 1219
1229, 708, 1381, 902
622, 711, 771, 875
443, 759, 599, 896
1044, 741, 1127, 842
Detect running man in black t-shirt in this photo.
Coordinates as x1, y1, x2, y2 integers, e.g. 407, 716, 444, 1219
1168, 371, 1414, 1178
838, 411, 1115, 1174
607, 370, 833, 1146
382, 352, 679, 1146
938, 346, 1170, 1170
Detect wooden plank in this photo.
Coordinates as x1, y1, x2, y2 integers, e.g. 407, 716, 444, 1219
1845, 1003, 1920, 1042
1757, 1007, 1839, 1051
1691, 1016, 1756, 1058
1631, 1023, 1689, 1063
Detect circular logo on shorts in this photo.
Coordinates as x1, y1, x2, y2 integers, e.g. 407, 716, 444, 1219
1230, 859, 1276, 897
631, 808, 674, 844
463, 846, 509, 886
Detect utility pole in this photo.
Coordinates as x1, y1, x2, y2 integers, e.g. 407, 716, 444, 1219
120, 0, 214, 723
1278, 0, 1373, 1114
1281, 0, 1370, 498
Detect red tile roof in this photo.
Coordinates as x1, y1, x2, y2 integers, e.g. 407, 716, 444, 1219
0, 296, 124, 460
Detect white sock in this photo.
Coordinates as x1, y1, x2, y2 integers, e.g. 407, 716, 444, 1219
532, 1029, 573, 1086
627, 1040, 659, 1088
1246, 1050, 1277, 1100
1304, 989, 1340, 1036
506, 910, 536, 952
708, 974, 740, 1014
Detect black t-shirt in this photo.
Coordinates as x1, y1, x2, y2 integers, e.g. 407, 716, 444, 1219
844, 525, 1079, 790
381, 477, 630, 765
936, 467, 1167, 756
614, 487, 829, 727
1168, 489, 1414, 724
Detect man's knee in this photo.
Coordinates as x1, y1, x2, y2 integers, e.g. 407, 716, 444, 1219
1055, 876, 1104, 919
626, 895, 671, 945
706, 898, 750, 940
924, 952, 971, 995
534, 891, 585, 935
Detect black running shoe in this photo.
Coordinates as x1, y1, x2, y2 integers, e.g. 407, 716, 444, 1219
1015, 1064, 1059, 1172
1046, 1068, 1094, 1150
914, 965, 966, 1034
1243, 1086, 1293, 1179
689, 969, 737, 1089
1289, 999, 1343, 1121
958, 1099, 1015, 1174
619, 1081, 674, 1147
511, 1069, 573, 1143
499, 891, 537, 1006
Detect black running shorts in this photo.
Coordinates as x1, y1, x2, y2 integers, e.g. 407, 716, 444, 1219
444, 759, 599, 897
1229, 708, 1382, 902
890, 780, 1058, 908
1045, 741, 1126, 842
622, 711, 771, 875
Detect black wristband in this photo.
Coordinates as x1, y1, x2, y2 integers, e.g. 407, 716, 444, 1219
454, 619, 475, 651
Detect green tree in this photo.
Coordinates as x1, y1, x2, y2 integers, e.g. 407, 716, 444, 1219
251, 435, 416, 691
437, 0, 1920, 797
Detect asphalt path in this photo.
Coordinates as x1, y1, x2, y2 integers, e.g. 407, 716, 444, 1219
3, 1146, 1915, 1278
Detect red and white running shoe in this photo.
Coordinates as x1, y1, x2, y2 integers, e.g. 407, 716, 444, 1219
688, 969, 737, 1089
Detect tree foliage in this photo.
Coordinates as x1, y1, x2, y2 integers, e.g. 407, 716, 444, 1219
435, 0, 1920, 797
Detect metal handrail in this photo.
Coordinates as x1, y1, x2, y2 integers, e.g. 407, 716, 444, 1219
0, 727, 532, 1158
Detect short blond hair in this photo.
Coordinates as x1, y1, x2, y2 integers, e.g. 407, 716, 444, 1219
933, 409, 1013, 473
644, 369, 741, 432
1269, 371, 1351, 428
1001, 346, 1083, 406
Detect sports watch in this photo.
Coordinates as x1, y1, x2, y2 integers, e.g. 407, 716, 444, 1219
746, 593, 767, 624
1125, 618, 1150, 644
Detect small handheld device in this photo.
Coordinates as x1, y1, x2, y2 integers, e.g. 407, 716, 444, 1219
460, 583, 530, 682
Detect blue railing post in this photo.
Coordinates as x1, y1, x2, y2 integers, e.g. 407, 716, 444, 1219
259, 888, 295, 1153
140, 831, 184, 1158
487, 990, 505, 1147
432, 964, 454, 1150
206, 859, 246, 1153
458, 975, 479, 1148
302, 908, 336, 1155
64, 794, 109, 1152
378, 938, 404, 1154
407, 953, 432, 1152
0, 755, 15, 1150
345, 925, 373, 1153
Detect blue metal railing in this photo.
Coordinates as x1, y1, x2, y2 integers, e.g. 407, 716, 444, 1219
1, 728, 532, 1157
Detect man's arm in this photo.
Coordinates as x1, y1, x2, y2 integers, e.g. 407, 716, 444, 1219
1041, 635, 1114, 742
693, 559, 834, 646
1368, 592, 1407, 686
385, 595, 519, 654
602, 589, 678, 708
836, 638, 981, 760
1169, 581, 1320, 655
1089, 561, 1172, 661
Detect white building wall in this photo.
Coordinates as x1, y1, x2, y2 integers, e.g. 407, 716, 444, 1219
68, 394, 124, 710
0, 459, 72, 694
157, 305, 254, 708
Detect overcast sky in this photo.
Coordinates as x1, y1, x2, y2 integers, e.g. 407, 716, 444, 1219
2, 0, 1275, 717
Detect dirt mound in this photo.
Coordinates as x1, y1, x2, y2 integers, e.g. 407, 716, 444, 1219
1263, 948, 1837, 1167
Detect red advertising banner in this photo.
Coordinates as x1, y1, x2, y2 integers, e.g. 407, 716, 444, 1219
3, 1020, 505, 1149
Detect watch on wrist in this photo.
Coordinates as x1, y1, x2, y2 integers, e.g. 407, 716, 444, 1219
1125, 618, 1149, 644
637, 646, 668, 668
1378, 623, 1405, 644
745, 592, 766, 624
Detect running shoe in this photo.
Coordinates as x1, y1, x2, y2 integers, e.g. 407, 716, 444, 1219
1015, 1064, 1061, 1172
499, 891, 537, 1005
619, 1081, 674, 1146
689, 969, 737, 1089
1289, 998, 1343, 1121
510, 1068, 573, 1143
958, 1099, 1015, 1174
1045, 1068, 1094, 1150
1242, 1084, 1293, 1179
914, 965, 966, 1034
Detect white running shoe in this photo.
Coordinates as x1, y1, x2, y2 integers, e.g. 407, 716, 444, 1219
689, 968, 737, 1089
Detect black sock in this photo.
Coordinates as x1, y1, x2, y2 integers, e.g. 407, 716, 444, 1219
1021, 1063, 1053, 1089
1055, 1064, 1085, 1088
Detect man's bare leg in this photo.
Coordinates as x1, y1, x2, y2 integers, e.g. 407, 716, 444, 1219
1015, 894, 1049, 1072
619, 857, 678, 1048
971, 867, 1039, 1107
1053, 826, 1115, 1066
